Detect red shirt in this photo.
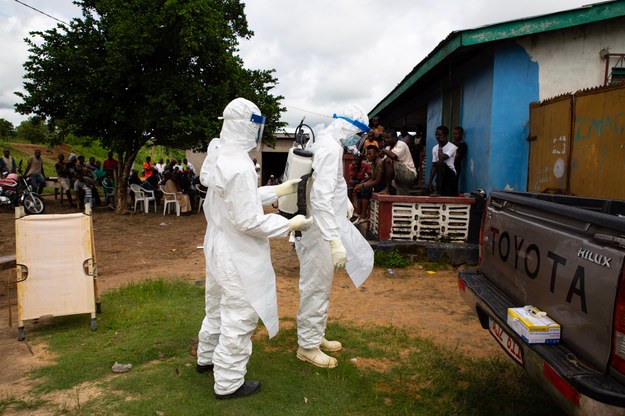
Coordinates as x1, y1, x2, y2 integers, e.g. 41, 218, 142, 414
103, 158, 118, 173
348, 161, 371, 182
143, 162, 153, 178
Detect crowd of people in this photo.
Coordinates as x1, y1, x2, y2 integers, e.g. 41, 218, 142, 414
1, 146, 202, 215
346, 118, 468, 225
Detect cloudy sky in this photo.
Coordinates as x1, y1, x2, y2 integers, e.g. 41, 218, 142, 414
2, 0, 583, 131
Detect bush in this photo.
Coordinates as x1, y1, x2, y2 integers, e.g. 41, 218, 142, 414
374, 249, 414, 268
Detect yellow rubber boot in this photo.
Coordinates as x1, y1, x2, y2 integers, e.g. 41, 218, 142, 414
297, 347, 338, 368
320, 337, 342, 352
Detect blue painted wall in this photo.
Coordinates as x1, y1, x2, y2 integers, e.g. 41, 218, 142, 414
460, 65, 494, 193
423, 42, 538, 195
425, 94, 443, 183
489, 43, 539, 193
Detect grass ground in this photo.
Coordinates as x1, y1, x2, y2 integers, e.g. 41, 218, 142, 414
0, 280, 565, 416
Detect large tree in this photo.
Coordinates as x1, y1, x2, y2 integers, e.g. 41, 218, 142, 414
16, 0, 285, 213
0, 119, 16, 140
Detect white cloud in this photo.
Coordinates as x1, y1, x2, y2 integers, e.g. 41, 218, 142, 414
1, 0, 584, 129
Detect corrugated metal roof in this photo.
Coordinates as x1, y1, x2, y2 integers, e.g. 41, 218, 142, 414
370, 0, 625, 117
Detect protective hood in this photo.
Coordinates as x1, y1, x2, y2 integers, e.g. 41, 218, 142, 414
219, 97, 263, 152
323, 104, 369, 145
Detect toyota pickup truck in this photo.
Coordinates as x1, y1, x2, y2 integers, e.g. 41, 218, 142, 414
458, 191, 625, 416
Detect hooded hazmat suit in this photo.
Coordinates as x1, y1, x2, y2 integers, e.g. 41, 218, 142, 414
196, 98, 291, 396
296, 105, 374, 353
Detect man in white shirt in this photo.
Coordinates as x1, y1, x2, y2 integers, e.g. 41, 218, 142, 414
155, 158, 165, 174
380, 129, 417, 195
428, 125, 458, 197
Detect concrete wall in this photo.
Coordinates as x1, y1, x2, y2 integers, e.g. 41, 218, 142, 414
489, 43, 539, 193
518, 19, 625, 101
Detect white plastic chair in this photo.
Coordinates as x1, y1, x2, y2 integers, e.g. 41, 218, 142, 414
130, 184, 148, 213
102, 184, 115, 206
160, 185, 180, 216
141, 186, 157, 213
196, 186, 206, 213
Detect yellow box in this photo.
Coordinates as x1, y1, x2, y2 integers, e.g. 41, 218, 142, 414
507, 306, 560, 344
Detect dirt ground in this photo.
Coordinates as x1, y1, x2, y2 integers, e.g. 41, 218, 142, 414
0, 195, 503, 394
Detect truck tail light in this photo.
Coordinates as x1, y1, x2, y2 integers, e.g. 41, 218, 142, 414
457, 277, 466, 292
478, 205, 487, 265
543, 362, 580, 406
610, 266, 625, 375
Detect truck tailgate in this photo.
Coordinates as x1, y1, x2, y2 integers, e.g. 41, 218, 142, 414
480, 192, 625, 370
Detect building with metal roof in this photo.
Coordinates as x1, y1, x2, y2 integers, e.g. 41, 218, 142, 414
370, 0, 625, 194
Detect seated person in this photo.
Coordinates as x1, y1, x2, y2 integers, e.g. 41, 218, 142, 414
380, 129, 417, 195
144, 168, 162, 203
347, 154, 371, 204
428, 125, 458, 197
353, 145, 386, 224
128, 169, 142, 186
163, 171, 192, 215
174, 170, 196, 211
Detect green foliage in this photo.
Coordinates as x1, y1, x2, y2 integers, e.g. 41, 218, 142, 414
0, 119, 15, 140
16, 0, 285, 210
16, 280, 564, 416
374, 249, 415, 268
15, 117, 52, 144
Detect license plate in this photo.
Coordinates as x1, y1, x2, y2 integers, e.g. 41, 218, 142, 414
489, 317, 524, 366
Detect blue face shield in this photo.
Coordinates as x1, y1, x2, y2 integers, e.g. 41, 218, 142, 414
341, 134, 361, 147
251, 113, 267, 151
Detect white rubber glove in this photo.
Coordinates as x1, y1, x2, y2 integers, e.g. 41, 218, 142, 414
329, 239, 347, 271
346, 198, 354, 218
288, 215, 313, 232
275, 178, 301, 197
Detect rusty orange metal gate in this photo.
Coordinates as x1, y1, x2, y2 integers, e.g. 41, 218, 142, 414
528, 83, 625, 199
528, 96, 572, 193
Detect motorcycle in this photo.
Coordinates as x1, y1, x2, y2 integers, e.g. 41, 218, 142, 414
0, 165, 46, 215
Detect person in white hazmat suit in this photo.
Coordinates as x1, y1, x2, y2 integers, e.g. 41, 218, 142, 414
295, 105, 374, 368
196, 97, 312, 400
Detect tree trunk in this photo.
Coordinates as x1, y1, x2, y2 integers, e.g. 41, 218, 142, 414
113, 148, 140, 214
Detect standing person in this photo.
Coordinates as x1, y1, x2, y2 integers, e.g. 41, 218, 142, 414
143, 156, 154, 179
182, 158, 196, 175
266, 174, 279, 186
24, 149, 46, 194
2, 148, 17, 177
452, 126, 467, 192
369, 115, 384, 146
103, 151, 118, 178
196, 98, 311, 400
55, 153, 76, 208
380, 129, 417, 195
295, 105, 374, 369
155, 158, 165, 174
428, 126, 458, 197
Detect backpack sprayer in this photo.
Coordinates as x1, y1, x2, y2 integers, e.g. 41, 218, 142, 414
278, 118, 315, 229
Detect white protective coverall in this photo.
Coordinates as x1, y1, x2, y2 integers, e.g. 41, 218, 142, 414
196, 98, 290, 395
296, 105, 374, 349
